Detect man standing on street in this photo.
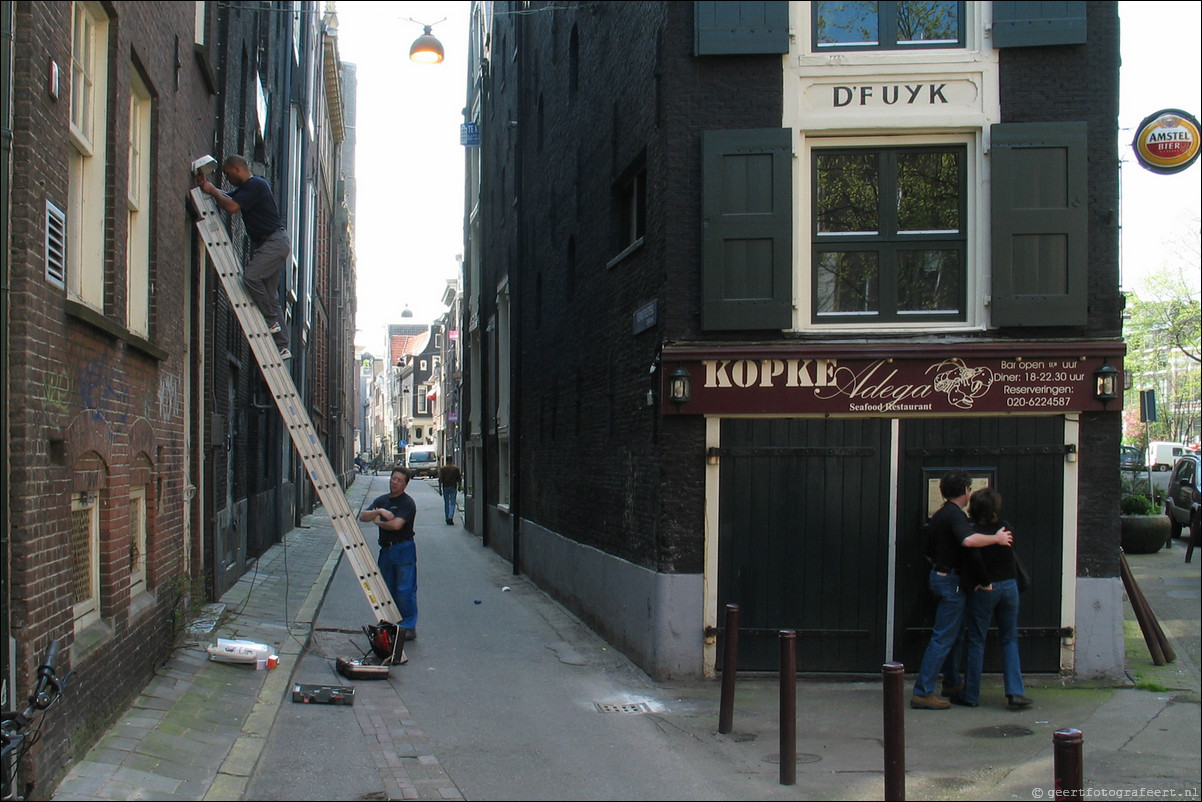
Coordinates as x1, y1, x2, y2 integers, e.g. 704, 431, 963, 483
360, 467, 418, 640
438, 458, 462, 525
911, 469, 1013, 710
197, 155, 292, 359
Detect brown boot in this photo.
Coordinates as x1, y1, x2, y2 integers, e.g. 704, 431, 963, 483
910, 694, 951, 710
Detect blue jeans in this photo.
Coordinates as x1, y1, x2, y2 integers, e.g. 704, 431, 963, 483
442, 487, 457, 522
913, 571, 966, 697
961, 578, 1024, 704
378, 540, 418, 630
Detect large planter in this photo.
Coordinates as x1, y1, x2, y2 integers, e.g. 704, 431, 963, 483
1121, 514, 1170, 554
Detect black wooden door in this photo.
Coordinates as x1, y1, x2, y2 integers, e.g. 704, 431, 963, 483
717, 418, 892, 672
893, 417, 1066, 673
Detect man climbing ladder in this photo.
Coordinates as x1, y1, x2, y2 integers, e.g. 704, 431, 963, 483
189, 173, 402, 653
196, 155, 292, 359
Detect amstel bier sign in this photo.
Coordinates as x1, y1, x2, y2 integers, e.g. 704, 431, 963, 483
662, 344, 1124, 416
1132, 108, 1201, 174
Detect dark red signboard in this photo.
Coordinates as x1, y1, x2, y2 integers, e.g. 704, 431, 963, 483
662, 345, 1124, 416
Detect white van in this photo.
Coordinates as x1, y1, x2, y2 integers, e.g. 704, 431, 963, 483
404, 445, 439, 479
1147, 441, 1187, 472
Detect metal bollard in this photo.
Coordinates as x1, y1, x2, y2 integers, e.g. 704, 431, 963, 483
718, 604, 740, 734
779, 630, 797, 786
882, 662, 906, 801
1053, 728, 1083, 798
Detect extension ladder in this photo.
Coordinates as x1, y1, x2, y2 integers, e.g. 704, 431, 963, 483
190, 186, 399, 626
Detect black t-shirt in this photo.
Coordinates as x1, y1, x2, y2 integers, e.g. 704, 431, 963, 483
927, 501, 976, 569
229, 176, 285, 243
367, 492, 416, 547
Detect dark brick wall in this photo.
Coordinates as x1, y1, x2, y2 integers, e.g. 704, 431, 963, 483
998, 1, 1123, 577
480, 2, 783, 573
475, 1, 1120, 582
7, 0, 215, 791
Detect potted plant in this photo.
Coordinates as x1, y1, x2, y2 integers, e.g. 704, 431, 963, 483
1120, 493, 1169, 554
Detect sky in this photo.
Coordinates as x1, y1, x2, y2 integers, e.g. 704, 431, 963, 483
334, 1, 1202, 354
336, 2, 472, 354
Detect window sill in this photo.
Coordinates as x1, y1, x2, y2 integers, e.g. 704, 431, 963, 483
606, 237, 644, 270
65, 300, 169, 361
129, 588, 156, 621
71, 617, 115, 662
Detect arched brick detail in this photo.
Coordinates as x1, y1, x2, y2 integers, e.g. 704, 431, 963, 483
65, 412, 113, 492
129, 418, 157, 486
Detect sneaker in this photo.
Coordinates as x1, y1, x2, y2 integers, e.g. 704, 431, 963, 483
279, 347, 292, 360
268, 322, 282, 334
910, 694, 951, 710
1007, 694, 1033, 708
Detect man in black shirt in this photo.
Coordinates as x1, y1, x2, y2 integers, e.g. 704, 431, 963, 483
360, 467, 419, 639
198, 155, 292, 359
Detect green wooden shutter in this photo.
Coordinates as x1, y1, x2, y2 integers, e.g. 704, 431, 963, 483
992, 2, 1086, 47
695, 1, 790, 55
989, 122, 1088, 327
702, 129, 793, 331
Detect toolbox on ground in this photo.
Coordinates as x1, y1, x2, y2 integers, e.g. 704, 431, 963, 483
291, 684, 355, 705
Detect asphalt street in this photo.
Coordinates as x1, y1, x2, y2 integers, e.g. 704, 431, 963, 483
52, 472, 1201, 800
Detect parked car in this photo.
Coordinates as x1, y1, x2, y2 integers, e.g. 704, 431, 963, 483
1120, 445, 1142, 471
1147, 441, 1187, 472
1164, 454, 1200, 542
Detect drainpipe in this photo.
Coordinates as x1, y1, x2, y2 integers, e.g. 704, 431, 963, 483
2, 0, 15, 694
510, 6, 526, 576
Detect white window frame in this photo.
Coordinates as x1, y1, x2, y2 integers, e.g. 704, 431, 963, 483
127, 68, 152, 336
797, 132, 984, 333
811, 0, 967, 52
68, 1, 109, 311
72, 491, 101, 631
129, 486, 148, 597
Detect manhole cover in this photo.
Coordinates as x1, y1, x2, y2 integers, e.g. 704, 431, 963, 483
967, 724, 1035, 738
762, 753, 822, 765
595, 702, 652, 714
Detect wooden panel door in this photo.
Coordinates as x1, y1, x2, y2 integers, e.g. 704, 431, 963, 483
717, 418, 892, 672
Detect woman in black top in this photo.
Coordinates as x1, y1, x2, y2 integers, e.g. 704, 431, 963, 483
952, 487, 1032, 709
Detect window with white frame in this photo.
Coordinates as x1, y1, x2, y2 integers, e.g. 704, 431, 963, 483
812, 1, 964, 51
71, 491, 101, 631
69, 1, 110, 310
127, 68, 153, 336
129, 486, 148, 597
811, 142, 967, 324
418, 387, 428, 415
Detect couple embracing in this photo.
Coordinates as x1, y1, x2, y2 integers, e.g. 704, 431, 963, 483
911, 469, 1032, 710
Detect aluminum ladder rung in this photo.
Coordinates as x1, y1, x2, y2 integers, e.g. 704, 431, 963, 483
191, 187, 398, 625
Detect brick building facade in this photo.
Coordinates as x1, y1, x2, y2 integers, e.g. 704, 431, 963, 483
2, 1, 355, 793
462, 1, 1124, 681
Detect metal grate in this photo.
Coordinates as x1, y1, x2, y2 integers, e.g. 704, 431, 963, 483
71, 505, 95, 605
594, 702, 651, 714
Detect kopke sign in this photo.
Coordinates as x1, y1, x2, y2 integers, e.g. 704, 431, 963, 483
664, 354, 1119, 415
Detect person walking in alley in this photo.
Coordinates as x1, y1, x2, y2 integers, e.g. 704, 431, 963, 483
911, 470, 1013, 710
197, 155, 292, 359
360, 467, 419, 639
438, 458, 462, 525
